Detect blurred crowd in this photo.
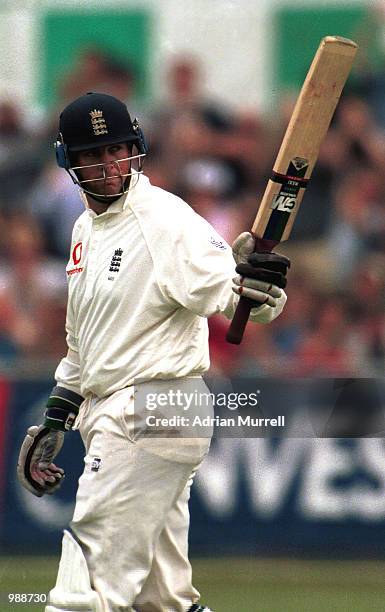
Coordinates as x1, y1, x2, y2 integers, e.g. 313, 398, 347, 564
0, 47, 384, 377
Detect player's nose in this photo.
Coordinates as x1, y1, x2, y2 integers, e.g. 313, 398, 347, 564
100, 150, 120, 175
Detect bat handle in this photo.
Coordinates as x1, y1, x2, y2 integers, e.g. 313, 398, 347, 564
226, 236, 277, 345
226, 296, 255, 344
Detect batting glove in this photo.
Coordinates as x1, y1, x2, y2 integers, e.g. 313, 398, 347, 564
232, 232, 290, 308
17, 426, 65, 497
17, 386, 84, 497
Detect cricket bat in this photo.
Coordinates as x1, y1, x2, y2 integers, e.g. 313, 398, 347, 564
226, 36, 358, 344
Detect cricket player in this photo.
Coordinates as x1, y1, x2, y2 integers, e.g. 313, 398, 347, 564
17, 93, 289, 612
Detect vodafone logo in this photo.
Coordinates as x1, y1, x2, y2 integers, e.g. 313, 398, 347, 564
67, 241, 84, 276
72, 242, 82, 265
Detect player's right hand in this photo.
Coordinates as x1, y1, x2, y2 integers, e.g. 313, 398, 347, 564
17, 425, 65, 497
231, 232, 290, 308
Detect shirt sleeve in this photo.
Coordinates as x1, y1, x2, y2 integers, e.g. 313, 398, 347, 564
157, 208, 286, 324
55, 328, 81, 395
54, 347, 82, 394
54, 226, 82, 395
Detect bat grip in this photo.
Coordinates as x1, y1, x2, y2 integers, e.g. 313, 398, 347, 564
226, 296, 256, 344
226, 236, 277, 345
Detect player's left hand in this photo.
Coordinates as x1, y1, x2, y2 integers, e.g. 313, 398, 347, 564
232, 232, 290, 307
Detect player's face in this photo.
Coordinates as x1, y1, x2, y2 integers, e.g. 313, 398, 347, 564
75, 142, 132, 197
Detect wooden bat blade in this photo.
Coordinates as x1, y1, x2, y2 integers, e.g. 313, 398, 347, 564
226, 36, 358, 345
253, 36, 357, 243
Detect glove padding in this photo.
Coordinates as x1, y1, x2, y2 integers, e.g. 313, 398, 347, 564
232, 276, 283, 308
236, 251, 290, 289
232, 232, 290, 308
17, 425, 65, 497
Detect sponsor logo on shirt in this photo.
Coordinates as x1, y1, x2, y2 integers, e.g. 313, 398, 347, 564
72, 242, 83, 265
210, 236, 226, 250
67, 241, 84, 275
67, 267, 84, 276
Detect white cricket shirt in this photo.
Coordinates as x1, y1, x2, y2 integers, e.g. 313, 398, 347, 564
55, 174, 286, 398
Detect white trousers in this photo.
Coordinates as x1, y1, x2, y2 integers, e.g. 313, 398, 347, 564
62, 378, 212, 611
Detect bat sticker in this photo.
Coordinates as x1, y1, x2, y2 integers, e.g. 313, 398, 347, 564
271, 193, 297, 212
264, 159, 309, 240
